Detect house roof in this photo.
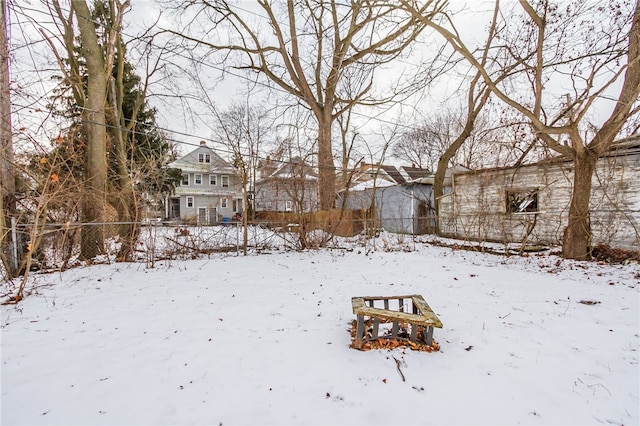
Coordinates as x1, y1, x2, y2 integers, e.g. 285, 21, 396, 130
349, 163, 417, 186
450, 135, 640, 177
169, 142, 237, 174
345, 164, 443, 192
408, 165, 470, 185
607, 134, 640, 156
347, 178, 396, 191
400, 166, 432, 181
257, 157, 318, 181
379, 165, 406, 184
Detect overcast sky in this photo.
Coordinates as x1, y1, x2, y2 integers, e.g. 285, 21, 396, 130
7, 0, 631, 163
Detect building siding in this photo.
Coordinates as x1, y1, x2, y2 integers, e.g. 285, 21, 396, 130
439, 152, 640, 251
168, 144, 243, 223
339, 183, 436, 235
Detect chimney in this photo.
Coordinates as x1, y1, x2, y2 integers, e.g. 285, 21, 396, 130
200, 140, 207, 146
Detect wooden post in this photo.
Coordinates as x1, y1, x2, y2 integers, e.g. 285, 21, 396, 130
425, 326, 434, 346
355, 314, 365, 348
391, 321, 399, 337
372, 317, 380, 338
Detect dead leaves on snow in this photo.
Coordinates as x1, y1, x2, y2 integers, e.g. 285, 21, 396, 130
348, 319, 440, 353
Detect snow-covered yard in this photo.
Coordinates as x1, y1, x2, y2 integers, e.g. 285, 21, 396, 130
1, 240, 638, 425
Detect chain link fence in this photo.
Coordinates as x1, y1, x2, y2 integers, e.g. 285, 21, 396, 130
2, 214, 430, 276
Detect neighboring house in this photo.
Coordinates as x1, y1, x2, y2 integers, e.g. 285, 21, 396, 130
438, 136, 640, 252
348, 162, 409, 187
167, 141, 243, 224
338, 164, 453, 234
254, 156, 319, 212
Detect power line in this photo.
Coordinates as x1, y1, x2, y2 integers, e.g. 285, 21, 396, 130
7, 0, 432, 135
10, 104, 385, 175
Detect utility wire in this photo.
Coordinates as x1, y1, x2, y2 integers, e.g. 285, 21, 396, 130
7, 0, 434, 137
10, 105, 392, 175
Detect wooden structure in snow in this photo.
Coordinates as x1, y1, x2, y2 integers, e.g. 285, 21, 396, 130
351, 295, 443, 349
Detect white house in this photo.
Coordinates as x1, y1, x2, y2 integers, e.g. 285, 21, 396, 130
438, 136, 640, 252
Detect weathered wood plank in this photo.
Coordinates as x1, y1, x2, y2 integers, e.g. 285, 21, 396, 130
411, 296, 443, 328
352, 296, 443, 329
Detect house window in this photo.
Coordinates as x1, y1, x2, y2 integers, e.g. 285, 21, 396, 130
221, 175, 229, 188
232, 199, 237, 212
221, 197, 228, 208
198, 153, 211, 163
506, 189, 539, 213
194, 174, 202, 185
181, 173, 189, 185
186, 196, 194, 208
285, 200, 293, 212
209, 174, 217, 185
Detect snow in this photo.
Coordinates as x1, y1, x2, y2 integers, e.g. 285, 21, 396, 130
1, 238, 639, 425
347, 178, 395, 191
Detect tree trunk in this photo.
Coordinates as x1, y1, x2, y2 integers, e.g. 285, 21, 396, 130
433, 115, 478, 234
317, 113, 336, 210
562, 150, 596, 260
0, 0, 16, 276
74, 0, 108, 260
108, 76, 139, 261
433, 131, 469, 229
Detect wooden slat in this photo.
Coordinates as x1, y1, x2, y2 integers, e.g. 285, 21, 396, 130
352, 296, 443, 329
411, 296, 443, 328
362, 295, 421, 301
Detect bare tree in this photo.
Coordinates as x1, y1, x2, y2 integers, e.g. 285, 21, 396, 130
392, 124, 442, 170
45, 0, 131, 259
45, 0, 175, 261
0, 0, 16, 276
168, 0, 448, 210
265, 131, 325, 249
405, 0, 640, 259
207, 102, 271, 255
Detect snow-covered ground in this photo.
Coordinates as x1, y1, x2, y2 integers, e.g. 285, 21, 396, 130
1, 239, 639, 425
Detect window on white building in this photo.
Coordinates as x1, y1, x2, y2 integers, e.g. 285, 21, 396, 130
221, 197, 228, 208
186, 196, 194, 208
506, 189, 539, 213
221, 175, 229, 188
181, 174, 189, 185
285, 200, 293, 211
198, 153, 211, 163
194, 174, 202, 185
209, 174, 217, 185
